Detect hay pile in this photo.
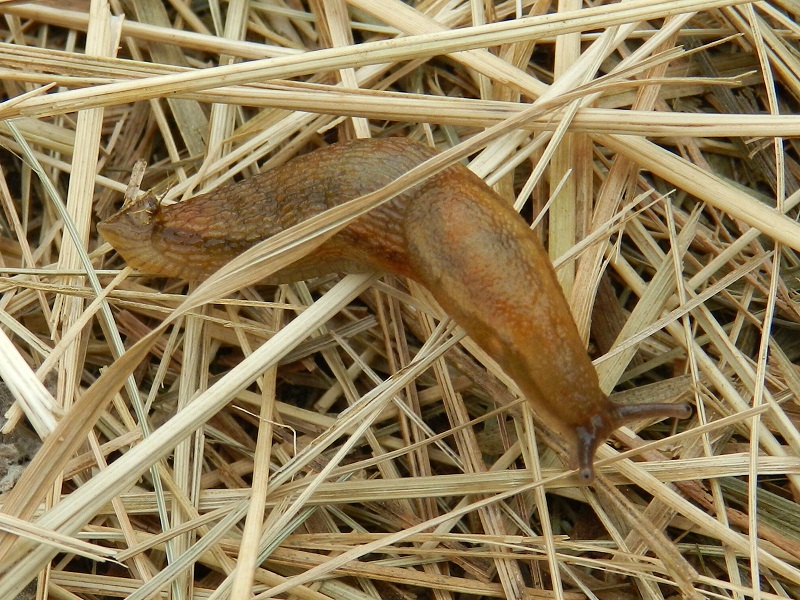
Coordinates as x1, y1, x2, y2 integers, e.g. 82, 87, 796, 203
0, 0, 799, 598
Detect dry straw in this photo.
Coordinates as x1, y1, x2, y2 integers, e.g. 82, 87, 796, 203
0, 0, 799, 599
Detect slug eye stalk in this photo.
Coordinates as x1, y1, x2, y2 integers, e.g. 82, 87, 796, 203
575, 402, 692, 482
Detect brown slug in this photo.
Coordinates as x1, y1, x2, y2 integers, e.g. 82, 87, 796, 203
98, 137, 689, 481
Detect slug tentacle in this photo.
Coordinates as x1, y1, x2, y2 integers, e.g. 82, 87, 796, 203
575, 402, 692, 482
98, 137, 689, 482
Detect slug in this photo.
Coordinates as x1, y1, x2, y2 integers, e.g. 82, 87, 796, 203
98, 137, 689, 481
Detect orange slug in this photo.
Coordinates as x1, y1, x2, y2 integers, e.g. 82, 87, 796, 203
98, 137, 689, 481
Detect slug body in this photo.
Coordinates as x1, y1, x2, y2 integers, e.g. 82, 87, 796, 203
99, 138, 688, 481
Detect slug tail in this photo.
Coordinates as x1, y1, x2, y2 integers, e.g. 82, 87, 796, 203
97, 194, 174, 276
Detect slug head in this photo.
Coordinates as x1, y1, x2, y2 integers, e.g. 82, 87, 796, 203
574, 399, 692, 483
